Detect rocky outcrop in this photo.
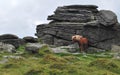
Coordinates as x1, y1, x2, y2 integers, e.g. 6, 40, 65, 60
0, 34, 25, 48
36, 5, 120, 50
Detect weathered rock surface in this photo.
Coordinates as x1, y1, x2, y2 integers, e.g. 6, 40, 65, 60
25, 43, 46, 53
86, 47, 106, 53
36, 5, 120, 50
41, 35, 54, 45
98, 10, 118, 26
111, 45, 120, 59
111, 45, 120, 53
0, 42, 16, 53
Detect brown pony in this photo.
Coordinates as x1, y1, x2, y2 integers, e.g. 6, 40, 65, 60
72, 35, 88, 52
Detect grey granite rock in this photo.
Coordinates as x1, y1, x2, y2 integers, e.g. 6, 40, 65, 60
98, 10, 118, 26
25, 43, 46, 54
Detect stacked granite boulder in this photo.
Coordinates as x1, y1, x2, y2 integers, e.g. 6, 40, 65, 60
36, 5, 120, 50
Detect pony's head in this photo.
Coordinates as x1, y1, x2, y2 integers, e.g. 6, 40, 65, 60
72, 35, 83, 42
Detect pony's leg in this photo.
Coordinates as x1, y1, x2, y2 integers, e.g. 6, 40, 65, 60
77, 42, 81, 52
80, 44, 84, 53
86, 44, 88, 52
83, 44, 87, 52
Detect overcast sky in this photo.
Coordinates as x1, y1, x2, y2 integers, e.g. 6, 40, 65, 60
0, 0, 120, 38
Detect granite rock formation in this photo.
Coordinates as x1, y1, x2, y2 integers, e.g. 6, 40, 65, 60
36, 5, 120, 50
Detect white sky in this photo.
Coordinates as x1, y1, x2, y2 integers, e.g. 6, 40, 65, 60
0, 0, 120, 38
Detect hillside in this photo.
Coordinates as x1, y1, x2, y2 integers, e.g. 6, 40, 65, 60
0, 44, 120, 75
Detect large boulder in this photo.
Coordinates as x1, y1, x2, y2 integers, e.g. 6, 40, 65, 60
23, 36, 38, 43
98, 10, 118, 26
82, 26, 116, 44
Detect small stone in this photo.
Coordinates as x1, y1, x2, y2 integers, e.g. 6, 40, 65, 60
0, 59, 8, 64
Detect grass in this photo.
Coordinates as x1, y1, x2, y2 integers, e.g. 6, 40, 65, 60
0, 46, 120, 75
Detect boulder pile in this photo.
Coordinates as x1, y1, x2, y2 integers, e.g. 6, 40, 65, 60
0, 34, 38, 48
0, 34, 25, 48
36, 5, 120, 50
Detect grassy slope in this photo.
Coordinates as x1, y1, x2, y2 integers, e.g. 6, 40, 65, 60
0, 46, 120, 75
